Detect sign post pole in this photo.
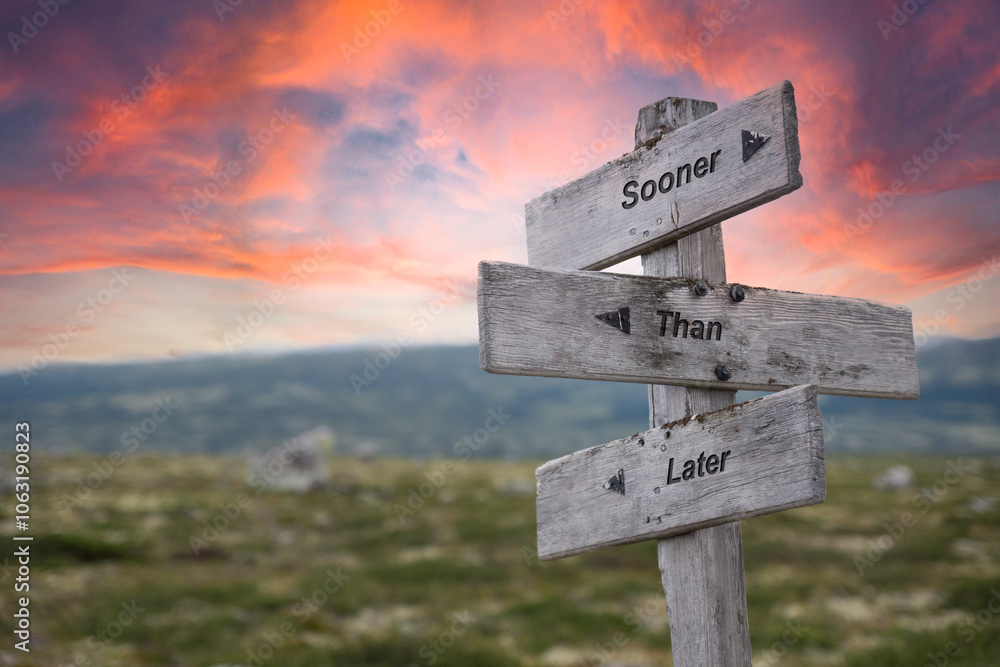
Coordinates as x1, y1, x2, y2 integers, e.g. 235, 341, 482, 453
636, 97, 751, 666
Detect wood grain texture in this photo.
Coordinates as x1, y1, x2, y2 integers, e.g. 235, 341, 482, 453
477, 261, 919, 399
646, 213, 751, 667
634, 97, 719, 148
534, 384, 826, 561
659, 523, 748, 666
525, 81, 802, 271
636, 97, 749, 667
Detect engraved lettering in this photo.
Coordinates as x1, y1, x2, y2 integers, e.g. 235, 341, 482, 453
705, 321, 722, 341
657, 310, 723, 342
657, 310, 674, 337
665, 449, 732, 485
667, 457, 680, 484
676, 163, 692, 187
621, 148, 723, 210
621, 180, 639, 209
640, 180, 656, 201
658, 171, 674, 193
672, 312, 689, 338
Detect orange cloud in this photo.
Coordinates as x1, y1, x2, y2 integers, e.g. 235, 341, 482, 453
0, 0, 997, 368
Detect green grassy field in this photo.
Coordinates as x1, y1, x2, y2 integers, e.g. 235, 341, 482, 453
1, 453, 999, 666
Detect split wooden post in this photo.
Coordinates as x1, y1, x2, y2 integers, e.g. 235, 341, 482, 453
636, 97, 752, 666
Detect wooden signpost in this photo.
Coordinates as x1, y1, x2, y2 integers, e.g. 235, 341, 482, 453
477, 81, 919, 665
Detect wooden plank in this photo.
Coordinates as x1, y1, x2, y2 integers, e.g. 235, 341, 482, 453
636, 99, 751, 666
658, 522, 748, 665
535, 384, 825, 561
525, 81, 802, 271
477, 261, 919, 400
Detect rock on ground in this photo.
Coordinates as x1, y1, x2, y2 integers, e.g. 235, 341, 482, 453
872, 465, 915, 491
248, 425, 334, 492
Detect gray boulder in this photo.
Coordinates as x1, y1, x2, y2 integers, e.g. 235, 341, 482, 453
872, 465, 915, 491
248, 426, 333, 492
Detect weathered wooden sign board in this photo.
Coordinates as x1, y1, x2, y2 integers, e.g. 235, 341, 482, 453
478, 261, 919, 399
536, 384, 825, 560
526, 81, 802, 271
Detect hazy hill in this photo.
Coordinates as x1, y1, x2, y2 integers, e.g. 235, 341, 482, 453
0, 337, 997, 458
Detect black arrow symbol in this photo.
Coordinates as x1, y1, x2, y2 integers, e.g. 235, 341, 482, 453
595, 306, 630, 334
603, 468, 625, 495
742, 130, 770, 162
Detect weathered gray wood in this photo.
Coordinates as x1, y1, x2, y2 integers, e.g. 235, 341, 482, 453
635, 97, 719, 148
658, 521, 748, 666
535, 384, 825, 560
635, 98, 751, 667
525, 81, 802, 271
477, 261, 919, 400
640, 101, 747, 667
644, 257, 745, 667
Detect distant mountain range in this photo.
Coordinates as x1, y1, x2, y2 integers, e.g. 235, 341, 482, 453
1, 337, 997, 459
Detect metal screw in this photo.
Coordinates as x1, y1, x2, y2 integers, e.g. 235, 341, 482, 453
694, 280, 709, 296
716, 365, 732, 381
730, 285, 745, 302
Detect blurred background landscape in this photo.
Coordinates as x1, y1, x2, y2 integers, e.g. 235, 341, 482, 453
0, 337, 999, 665
2, 336, 998, 460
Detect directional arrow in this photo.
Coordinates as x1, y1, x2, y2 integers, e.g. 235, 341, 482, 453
596, 306, 630, 334
742, 130, 769, 162
603, 468, 625, 495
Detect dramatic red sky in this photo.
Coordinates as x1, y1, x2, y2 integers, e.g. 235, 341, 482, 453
1, 0, 998, 373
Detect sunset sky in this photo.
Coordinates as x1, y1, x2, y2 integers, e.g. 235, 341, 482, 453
1, 0, 998, 375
